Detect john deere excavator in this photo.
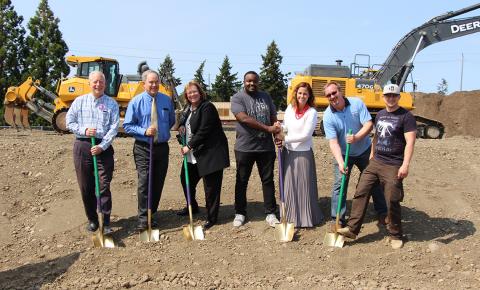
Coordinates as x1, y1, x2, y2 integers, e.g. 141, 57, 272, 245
288, 3, 480, 139
3, 56, 182, 133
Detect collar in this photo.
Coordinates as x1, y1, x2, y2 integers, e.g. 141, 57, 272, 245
330, 97, 350, 112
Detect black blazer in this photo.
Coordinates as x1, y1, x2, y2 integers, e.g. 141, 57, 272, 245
180, 100, 229, 177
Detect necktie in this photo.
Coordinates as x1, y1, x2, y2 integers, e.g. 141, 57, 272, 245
151, 96, 159, 143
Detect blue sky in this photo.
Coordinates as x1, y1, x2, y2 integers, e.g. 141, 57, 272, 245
11, 0, 480, 93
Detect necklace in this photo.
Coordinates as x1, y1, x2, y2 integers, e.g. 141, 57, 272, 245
295, 105, 310, 119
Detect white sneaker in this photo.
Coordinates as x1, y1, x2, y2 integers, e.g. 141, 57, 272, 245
266, 214, 279, 227
233, 214, 246, 227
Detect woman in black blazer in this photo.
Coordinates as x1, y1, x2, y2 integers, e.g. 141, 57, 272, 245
177, 80, 230, 229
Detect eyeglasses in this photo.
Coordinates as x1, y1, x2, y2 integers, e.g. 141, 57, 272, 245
326, 91, 338, 98
383, 94, 400, 98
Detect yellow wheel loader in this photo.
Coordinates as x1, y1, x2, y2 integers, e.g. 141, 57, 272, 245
3, 56, 183, 133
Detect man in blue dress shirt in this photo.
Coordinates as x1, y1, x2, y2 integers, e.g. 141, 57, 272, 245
66, 71, 120, 233
123, 70, 176, 231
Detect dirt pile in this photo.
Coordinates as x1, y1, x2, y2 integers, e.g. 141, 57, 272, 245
413, 90, 480, 137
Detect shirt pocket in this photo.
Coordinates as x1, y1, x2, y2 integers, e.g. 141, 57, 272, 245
159, 107, 170, 122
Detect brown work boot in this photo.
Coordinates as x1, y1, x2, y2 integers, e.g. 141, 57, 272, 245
337, 227, 357, 240
377, 214, 388, 226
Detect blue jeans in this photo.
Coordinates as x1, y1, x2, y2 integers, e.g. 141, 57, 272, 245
331, 147, 387, 225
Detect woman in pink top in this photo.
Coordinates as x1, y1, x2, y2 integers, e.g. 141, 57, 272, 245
276, 82, 323, 227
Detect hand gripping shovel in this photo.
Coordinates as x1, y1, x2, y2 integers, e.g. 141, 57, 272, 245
91, 137, 115, 248
274, 147, 295, 242
140, 137, 160, 242
324, 129, 352, 248
181, 135, 204, 241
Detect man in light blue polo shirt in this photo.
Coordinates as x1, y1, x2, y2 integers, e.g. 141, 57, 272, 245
322, 81, 387, 229
123, 70, 176, 231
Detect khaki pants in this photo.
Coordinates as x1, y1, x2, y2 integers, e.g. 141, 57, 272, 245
347, 159, 404, 239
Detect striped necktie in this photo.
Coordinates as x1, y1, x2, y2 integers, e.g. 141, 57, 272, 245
151, 96, 159, 143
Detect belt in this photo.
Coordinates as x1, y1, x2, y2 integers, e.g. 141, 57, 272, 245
76, 137, 103, 144
135, 140, 167, 147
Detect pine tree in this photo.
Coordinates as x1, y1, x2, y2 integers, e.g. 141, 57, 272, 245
0, 0, 27, 110
259, 41, 288, 110
437, 78, 448, 96
158, 54, 182, 87
193, 60, 208, 93
25, 0, 69, 93
211, 56, 241, 102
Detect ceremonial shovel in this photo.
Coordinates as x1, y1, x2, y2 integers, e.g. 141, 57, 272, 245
91, 137, 115, 248
274, 147, 295, 242
323, 129, 352, 248
140, 137, 160, 242
181, 135, 204, 241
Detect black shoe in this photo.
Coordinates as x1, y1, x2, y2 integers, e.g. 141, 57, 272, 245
136, 221, 148, 232
103, 225, 113, 235
176, 207, 199, 216
86, 221, 99, 232
204, 220, 216, 230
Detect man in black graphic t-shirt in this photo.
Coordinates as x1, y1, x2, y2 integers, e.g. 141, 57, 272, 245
337, 84, 416, 249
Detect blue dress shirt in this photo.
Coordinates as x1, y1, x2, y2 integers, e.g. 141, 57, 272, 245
123, 91, 176, 143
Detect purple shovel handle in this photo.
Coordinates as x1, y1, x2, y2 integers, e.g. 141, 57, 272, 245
148, 137, 153, 211
277, 147, 285, 203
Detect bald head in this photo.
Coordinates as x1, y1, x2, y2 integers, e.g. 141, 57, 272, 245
88, 71, 106, 98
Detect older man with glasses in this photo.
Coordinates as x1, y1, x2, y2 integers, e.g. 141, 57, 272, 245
322, 81, 387, 231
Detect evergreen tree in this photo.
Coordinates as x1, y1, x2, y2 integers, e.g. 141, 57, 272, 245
0, 0, 27, 111
25, 0, 69, 92
158, 54, 182, 87
437, 78, 448, 96
211, 56, 241, 102
193, 60, 208, 93
259, 40, 288, 110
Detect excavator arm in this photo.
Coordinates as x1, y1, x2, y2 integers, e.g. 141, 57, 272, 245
374, 3, 480, 88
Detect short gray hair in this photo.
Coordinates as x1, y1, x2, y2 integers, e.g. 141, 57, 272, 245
88, 70, 105, 82
141, 70, 159, 82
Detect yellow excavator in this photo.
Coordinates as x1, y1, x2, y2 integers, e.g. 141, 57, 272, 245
288, 3, 480, 139
3, 56, 181, 133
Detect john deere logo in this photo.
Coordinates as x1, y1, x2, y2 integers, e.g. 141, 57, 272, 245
68, 86, 75, 93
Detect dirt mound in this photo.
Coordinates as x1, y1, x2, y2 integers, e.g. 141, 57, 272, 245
413, 90, 480, 137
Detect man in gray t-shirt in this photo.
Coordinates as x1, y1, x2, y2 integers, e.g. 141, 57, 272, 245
230, 71, 281, 228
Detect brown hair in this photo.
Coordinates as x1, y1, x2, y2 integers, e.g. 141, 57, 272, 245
323, 81, 342, 95
290, 82, 315, 108
184, 80, 206, 104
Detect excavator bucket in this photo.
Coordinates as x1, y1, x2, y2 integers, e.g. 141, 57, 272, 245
4, 104, 15, 127
20, 107, 30, 129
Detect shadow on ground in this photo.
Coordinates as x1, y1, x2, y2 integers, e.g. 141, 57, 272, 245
0, 252, 81, 290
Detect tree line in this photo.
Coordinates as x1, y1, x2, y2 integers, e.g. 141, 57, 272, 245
1, 0, 290, 126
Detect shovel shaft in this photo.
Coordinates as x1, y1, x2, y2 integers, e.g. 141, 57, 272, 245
148, 137, 153, 211
91, 137, 101, 211
277, 147, 285, 203
335, 129, 352, 227
182, 134, 192, 205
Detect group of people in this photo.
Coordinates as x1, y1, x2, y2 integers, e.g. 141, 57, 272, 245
66, 69, 416, 249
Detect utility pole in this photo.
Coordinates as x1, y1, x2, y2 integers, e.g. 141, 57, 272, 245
460, 53, 464, 91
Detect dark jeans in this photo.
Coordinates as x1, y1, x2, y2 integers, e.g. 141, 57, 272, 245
234, 150, 276, 216
133, 141, 169, 223
73, 139, 114, 224
331, 147, 387, 224
180, 162, 223, 223
348, 159, 404, 239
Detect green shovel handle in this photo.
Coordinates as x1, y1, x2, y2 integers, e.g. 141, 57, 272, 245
335, 129, 352, 215
91, 137, 101, 200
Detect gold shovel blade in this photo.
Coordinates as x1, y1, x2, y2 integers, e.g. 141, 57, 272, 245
323, 232, 345, 248
182, 225, 205, 241
274, 222, 295, 242
92, 232, 115, 248
140, 228, 160, 242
